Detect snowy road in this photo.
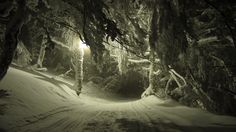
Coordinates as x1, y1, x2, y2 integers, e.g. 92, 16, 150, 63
0, 67, 236, 132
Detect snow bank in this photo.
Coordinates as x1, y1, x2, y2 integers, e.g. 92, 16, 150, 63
0, 67, 236, 132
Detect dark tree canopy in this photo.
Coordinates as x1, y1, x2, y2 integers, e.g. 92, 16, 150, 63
0, 0, 236, 115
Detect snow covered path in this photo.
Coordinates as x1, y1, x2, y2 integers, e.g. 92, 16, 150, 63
0, 67, 236, 132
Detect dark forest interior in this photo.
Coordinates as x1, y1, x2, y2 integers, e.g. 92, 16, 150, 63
0, 0, 236, 132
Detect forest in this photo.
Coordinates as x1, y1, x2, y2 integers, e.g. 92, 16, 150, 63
0, 0, 236, 131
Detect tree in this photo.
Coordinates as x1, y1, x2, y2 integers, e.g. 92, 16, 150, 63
35, 34, 47, 69
0, 0, 29, 80
71, 41, 84, 95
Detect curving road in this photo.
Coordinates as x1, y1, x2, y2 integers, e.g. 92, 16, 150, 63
0, 67, 236, 132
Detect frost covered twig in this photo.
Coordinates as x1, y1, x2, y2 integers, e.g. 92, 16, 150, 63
210, 54, 231, 75
169, 69, 187, 87
58, 68, 73, 78
169, 71, 182, 88
128, 59, 150, 63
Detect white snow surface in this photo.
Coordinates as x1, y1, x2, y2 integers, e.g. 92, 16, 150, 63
0, 67, 236, 132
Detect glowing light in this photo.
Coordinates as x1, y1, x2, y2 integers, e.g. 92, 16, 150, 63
71, 38, 89, 52
79, 40, 89, 49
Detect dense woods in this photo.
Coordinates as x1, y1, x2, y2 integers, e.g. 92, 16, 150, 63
0, 0, 236, 116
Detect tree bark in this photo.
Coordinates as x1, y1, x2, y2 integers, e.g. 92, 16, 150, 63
0, 0, 28, 80
117, 45, 127, 75
71, 48, 84, 96
141, 1, 159, 98
141, 50, 155, 98
36, 35, 47, 68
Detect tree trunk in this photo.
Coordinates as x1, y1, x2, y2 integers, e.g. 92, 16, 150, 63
148, 51, 155, 91
117, 45, 127, 75
141, 50, 155, 98
36, 37, 47, 68
141, 1, 159, 98
72, 48, 84, 95
0, 0, 28, 80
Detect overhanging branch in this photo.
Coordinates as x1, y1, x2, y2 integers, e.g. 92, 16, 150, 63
35, 15, 84, 42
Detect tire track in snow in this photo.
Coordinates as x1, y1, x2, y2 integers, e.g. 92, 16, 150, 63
14, 102, 105, 132
63, 110, 104, 131
137, 99, 183, 132
130, 101, 157, 132
9, 106, 72, 131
